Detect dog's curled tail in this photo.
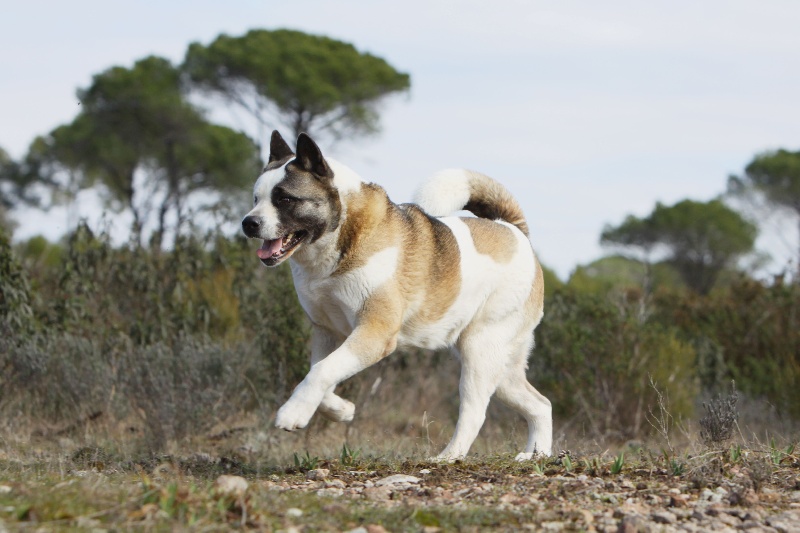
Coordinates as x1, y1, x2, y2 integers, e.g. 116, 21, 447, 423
413, 169, 530, 237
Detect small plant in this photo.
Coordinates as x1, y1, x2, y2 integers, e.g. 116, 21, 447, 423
611, 452, 625, 475
670, 458, 685, 476
583, 457, 603, 476
530, 459, 544, 476
340, 443, 361, 466
562, 454, 573, 473
646, 377, 676, 456
729, 443, 743, 463
293, 451, 319, 471
768, 438, 794, 465
699, 381, 739, 447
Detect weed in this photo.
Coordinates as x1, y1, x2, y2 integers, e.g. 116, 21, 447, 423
646, 377, 676, 456
729, 443, 743, 463
768, 438, 795, 465
340, 443, 361, 466
293, 451, 319, 471
670, 458, 685, 476
611, 452, 624, 475
583, 456, 603, 476
699, 381, 739, 447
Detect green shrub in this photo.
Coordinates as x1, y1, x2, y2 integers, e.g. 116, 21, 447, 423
533, 288, 697, 440
655, 279, 800, 417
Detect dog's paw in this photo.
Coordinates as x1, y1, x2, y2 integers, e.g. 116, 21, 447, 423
320, 396, 355, 423
514, 449, 550, 462
427, 452, 462, 464
274, 399, 317, 431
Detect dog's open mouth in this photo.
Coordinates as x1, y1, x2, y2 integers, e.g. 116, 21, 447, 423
256, 231, 308, 265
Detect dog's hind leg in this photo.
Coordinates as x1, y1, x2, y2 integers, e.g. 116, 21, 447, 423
495, 336, 552, 459
310, 326, 355, 423
432, 321, 515, 462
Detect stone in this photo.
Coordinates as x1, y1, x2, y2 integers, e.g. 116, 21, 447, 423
306, 468, 329, 481
363, 486, 392, 501
316, 487, 344, 498
375, 474, 421, 486
652, 510, 676, 524
214, 475, 248, 498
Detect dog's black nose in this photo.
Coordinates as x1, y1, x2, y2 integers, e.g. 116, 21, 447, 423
242, 216, 261, 237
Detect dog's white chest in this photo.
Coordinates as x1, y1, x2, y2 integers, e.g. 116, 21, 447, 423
291, 247, 399, 337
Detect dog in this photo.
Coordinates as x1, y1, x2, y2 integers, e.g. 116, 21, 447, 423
242, 131, 551, 460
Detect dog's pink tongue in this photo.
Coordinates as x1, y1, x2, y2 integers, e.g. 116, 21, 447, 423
257, 238, 282, 259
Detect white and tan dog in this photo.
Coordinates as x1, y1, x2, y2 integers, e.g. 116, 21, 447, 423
242, 131, 551, 460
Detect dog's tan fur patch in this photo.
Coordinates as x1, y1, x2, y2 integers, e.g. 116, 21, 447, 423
335, 185, 462, 329
526, 256, 545, 324
461, 217, 517, 263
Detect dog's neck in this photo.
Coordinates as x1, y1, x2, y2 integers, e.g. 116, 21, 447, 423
290, 229, 342, 277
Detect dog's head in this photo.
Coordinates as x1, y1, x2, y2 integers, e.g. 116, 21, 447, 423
242, 131, 342, 267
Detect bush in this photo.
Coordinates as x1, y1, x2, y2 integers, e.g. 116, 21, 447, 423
655, 279, 800, 417
533, 289, 698, 441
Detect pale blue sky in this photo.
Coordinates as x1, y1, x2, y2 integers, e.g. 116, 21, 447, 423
2, 0, 799, 277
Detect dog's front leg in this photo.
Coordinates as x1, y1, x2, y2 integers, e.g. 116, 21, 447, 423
310, 326, 356, 423
275, 294, 402, 431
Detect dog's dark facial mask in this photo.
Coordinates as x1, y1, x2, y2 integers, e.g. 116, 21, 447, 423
242, 131, 342, 267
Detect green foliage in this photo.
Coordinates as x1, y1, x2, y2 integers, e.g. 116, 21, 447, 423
735, 149, 800, 214
729, 443, 743, 463
602, 199, 757, 294
0, 227, 34, 337
655, 279, 800, 417
340, 444, 362, 466
533, 288, 698, 440
0, 145, 46, 211
670, 458, 686, 476
611, 452, 625, 475
731, 148, 800, 275
0, 224, 311, 447
293, 450, 320, 471
183, 29, 410, 143
37, 56, 260, 245
567, 254, 683, 295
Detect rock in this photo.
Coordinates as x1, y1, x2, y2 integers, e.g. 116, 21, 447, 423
0, 486, 10, 494
214, 475, 248, 498
316, 487, 344, 497
618, 514, 645, 533
366, 525, 390, 533
652, 510, 676, 524
325, 479, 346, 489
306, 468, 329, 481
286, 507, 303, 517
767, 510, 800, 533
375, 474, 421, 486
670, 493, 689, 508
363, 486, 392, 501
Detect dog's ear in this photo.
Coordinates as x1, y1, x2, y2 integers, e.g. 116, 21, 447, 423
268, 130, 294, 164
295, 133, 332, 180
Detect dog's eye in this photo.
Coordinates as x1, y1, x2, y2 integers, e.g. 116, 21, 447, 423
278, 195, 297, 204
253, 196, 258, 206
